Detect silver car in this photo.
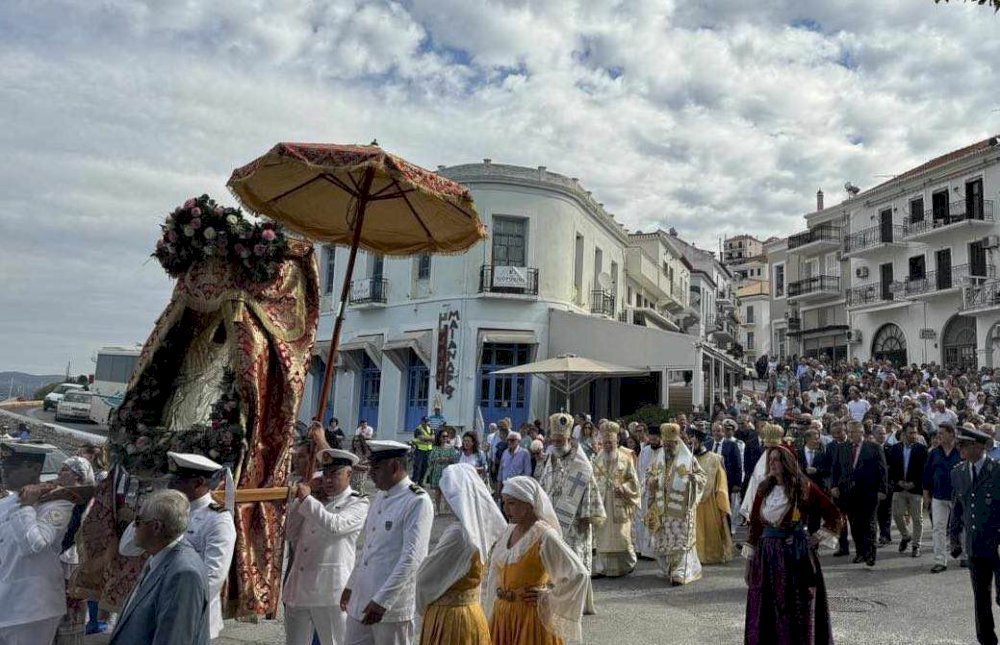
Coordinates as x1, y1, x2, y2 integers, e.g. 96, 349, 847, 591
56, 390, 94, 422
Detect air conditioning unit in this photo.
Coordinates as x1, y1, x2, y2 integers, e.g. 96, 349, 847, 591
847, 328, 863, 344
855, 267, 869, 279
982, 235, 1000, 250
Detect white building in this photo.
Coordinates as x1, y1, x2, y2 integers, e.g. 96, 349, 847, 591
839, 135, 1000, 368
302, 161, 741, 438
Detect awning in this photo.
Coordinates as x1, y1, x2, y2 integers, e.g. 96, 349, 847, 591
314, 334, 383, 370
476, 329, 538, 363
383, 330, 433, 369
548, 309, 697, 369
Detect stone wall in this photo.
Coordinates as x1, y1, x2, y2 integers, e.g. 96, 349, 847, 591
0, 408, 106, 454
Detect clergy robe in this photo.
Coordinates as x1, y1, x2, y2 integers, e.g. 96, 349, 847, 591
694, 450, 734, 565
591, 447, 641, 577
634, 444, 661, 558
644, 442, 707, 585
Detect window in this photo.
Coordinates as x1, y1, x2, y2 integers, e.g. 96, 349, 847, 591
746, 306, 754, 324
492, 216, 527, 266
416, 254, 431, 280
773, 262, 785, 298
747, 332, 755, 350
573, 234, 584, 300
610, 261, 619, 297
95, 354, 138, 384
910, 197, 924, 224
323, 245, 336, 294
775, 328, 787, 360
908, 255, 926, 280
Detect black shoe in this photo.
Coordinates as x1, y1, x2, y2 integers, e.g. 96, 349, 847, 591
961, 559, 969, 568
833, 549, 849, 557
879, 536, 892, 546
852, 555, 865, 564
866, 556, 876, 566
898, 537, 911, 553
930, 564, 947, 573
912, 546, 922, 558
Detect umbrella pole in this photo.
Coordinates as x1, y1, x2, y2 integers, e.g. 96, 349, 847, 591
314, 169, 375, 423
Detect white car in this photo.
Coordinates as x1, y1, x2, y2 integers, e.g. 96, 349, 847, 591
43, 383, 84, 411
55, 390, 94, 422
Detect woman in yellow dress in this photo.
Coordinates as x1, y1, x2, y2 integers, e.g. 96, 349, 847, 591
417, 463, 507, 644
485, 476, 588, 645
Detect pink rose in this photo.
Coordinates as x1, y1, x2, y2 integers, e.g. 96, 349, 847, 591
135, 436, 151, 449
168, 230, 179, 242
190, 217, 202, 229
253, 244, 266, 256
262, 228, 276, 241
184, 198, 196, 209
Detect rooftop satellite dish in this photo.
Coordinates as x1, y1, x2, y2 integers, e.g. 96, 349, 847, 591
597, 272, 612, 290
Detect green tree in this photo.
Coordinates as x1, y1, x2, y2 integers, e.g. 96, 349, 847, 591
33, 382, 61, 400
935, 0, 1000, 11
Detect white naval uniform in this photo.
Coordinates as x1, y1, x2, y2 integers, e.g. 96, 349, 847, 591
284, 487, 369, 645
0, 493, 74, 645
344, 477, 433, 645
120, 492, 236, 640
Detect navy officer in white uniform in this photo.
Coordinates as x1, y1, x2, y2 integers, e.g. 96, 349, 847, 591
0, 442, 74, 645
121, 451, 236, 641
340, 440, 433, 645
284, 448, 369, 645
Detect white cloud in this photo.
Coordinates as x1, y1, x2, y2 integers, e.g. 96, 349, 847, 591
2, 0, 1000, 372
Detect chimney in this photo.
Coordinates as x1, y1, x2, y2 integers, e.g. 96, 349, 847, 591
483, 158, 492, 166
816, 189, 824, 211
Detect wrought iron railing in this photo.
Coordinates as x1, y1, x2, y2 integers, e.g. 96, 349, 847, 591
844, 224, 905, 254
788, 225, 841, 250
904, 199, 994, 237
478, 265, 539, 295
903, 263, 994, 297
349, 278, 388, 305
964, 279, 1000, 311
847, 280, 904, 307
590, 289, 616, 316
788, 275, 841, 298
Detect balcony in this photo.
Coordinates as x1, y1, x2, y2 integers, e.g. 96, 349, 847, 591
903, 200, 994, 241
846, 280, 907, 310
844, 224, 906, 257
478, 265, 539, 297
349, 278, 388, 307
788, 224, 842, 255
963, 279, 1000, 314
705, 314, 736, 343
618, 305, 679, 331
903, 264, 994, 299
590, 289, 616, 317
787, 275, 841, 303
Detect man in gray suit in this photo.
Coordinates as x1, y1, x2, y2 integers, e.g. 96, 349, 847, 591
110, 489, 210, 645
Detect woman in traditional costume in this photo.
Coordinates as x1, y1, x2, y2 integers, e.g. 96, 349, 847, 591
416, 464, 506, 644
55, 457, 96, 645
743, 445, 842, 645
485, 476, 588, 645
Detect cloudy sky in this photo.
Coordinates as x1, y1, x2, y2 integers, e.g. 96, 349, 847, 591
2, 0, 999, 375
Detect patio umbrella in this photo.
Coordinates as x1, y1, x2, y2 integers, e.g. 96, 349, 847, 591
228, 142, 486, 421
492, 354, 649, 411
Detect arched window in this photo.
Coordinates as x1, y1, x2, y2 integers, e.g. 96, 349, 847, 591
942, 315, 977, 371
871, 323, 907, 365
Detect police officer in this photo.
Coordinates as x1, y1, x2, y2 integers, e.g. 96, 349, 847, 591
949, 426, 1000, 645
0, 442, 74, 645
284, 448, 369, 645
340, 440, 433, 645
121, 452, 236, 642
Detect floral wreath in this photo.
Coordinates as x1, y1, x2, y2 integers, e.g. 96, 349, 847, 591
153, 194, 288, 283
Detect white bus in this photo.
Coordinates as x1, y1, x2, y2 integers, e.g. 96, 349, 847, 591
89, 345, 141, 424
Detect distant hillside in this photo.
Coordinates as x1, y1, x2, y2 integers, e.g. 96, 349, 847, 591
0, 372, 65, 399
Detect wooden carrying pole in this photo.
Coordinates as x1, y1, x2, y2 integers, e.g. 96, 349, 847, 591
212, 486, 294, 505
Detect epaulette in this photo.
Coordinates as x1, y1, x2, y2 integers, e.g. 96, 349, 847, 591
209, 503, 228, 512
350, 491, 367, 499
952, 461, 967, 471
409, 484, 426, 495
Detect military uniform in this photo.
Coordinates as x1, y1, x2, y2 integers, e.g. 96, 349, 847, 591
284, 478, 368, 644
344, 475, 433, 645
950, 447, 1000, 644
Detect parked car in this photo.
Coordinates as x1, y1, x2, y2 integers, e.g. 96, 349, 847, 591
43, 383, 84, 411
56, 390, 94, 423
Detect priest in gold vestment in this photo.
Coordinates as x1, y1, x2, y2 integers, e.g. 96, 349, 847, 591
689, 425, 734, 565
591, 423, 641, 577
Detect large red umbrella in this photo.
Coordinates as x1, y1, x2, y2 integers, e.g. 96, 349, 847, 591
228, 142, 486, 421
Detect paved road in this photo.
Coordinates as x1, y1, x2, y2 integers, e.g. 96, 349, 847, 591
80, 517, 982, 645
27, 406, 108, 435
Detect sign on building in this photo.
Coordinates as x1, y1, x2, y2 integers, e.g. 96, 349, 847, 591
492, 265, 529, 289
919, 328, 937, 340
436, 309, 460, 399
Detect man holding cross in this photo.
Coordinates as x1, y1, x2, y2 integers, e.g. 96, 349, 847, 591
538, 412, 605, 614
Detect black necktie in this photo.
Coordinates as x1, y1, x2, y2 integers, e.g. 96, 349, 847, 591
973, 464, 978, 487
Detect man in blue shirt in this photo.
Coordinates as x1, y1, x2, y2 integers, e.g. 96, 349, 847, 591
498, 431, 533, 485
922, 423, 962, 572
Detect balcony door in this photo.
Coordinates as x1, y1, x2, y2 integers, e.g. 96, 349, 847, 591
936, 249, 952, 290
492, 217, 527, 267
967, 178, 985, 220
880, 263, 894, 300
371, 254, 385, 301
970, 240, 988, 278
932, 190, 950, 225
879, 209, 894, 243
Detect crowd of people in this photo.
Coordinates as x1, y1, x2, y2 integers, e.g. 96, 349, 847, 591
6, 353, 1000, 644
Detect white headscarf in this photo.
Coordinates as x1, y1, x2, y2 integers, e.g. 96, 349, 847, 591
502, 475, 561, 536
63, 456, 95, 486
440, 464, 506, 557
